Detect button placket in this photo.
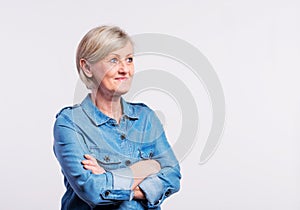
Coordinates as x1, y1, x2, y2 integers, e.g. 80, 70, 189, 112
117, 115, 127, 141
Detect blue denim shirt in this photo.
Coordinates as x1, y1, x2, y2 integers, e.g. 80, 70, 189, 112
53, 94, 181, 209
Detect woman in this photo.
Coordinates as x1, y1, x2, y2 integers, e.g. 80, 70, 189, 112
53, 25, 181, 210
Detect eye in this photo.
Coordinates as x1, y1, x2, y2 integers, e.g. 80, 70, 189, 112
109, 58, 119, 64
126, 57, 133, 63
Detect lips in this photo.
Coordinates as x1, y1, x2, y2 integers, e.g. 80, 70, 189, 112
114, 77, 128, 81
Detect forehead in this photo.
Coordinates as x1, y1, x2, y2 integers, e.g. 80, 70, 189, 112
108, 42, 133, 57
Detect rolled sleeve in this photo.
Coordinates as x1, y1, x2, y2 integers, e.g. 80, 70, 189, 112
102, 167, 134, 201
101, 188, 133, 201
139, 175, 164, 206
111, 167, 133, 190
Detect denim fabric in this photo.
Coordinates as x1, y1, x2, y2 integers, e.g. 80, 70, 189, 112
53, 94, 181, 209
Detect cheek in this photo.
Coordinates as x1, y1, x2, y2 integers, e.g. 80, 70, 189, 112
130, 65, 135, 75
91, 64, 106, 78
95, 68, 114, 81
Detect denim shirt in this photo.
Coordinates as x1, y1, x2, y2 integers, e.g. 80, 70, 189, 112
53, 94, 181, 210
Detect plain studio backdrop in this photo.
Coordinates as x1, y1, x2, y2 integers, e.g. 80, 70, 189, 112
0, 0, 299, 209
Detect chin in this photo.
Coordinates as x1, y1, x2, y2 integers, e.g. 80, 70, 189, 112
113, 83, 131, 96
114, 89, 130, 97
111, 85, 130, 96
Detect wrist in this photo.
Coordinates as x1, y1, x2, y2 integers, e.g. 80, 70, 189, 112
133, 186, 146, 200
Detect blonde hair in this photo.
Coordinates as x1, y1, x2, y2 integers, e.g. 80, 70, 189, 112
76, 25, 133, 89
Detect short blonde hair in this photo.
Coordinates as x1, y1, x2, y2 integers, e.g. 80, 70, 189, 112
76, 25, 133, 89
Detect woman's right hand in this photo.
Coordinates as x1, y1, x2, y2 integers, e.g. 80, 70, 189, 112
81, 154, 106, 174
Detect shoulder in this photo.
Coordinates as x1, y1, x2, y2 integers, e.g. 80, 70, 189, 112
127, 101, 150, 109
55, 104, 81, 119
126, 101, 155, 116
125, 102, 163, 126
53, 104, 83, 132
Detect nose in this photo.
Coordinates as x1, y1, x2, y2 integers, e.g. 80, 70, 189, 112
118, 60, 130, 74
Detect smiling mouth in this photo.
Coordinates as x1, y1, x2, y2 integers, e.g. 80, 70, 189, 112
115, 77, 128, 81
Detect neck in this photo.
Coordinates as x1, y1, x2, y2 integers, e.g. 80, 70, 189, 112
91, 89, 123, 123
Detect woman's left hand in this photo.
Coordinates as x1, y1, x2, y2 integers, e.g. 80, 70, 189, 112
133, 186, 146, 200
81, 154, 106, 174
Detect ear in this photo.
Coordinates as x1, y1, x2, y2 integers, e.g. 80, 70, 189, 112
80, 59, 93, 78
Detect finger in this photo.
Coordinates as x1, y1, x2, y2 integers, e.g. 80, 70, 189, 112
81, 160, 95, 166
84, 154, 98, 163
83, 164, 98, 171
83, 164, 105, 174
84, 154, 93, 159
83, 164, 93, 170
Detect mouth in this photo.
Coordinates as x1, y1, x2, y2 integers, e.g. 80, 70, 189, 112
114, 77, 128, 81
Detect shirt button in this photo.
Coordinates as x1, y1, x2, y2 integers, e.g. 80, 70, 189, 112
104, 156, 110, 162
165, 189, 171, 197
120, 134, 126, 140
104, 190, 110, 197
125, 160, 131, 166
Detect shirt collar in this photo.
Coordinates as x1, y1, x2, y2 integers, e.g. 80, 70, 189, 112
80, 94, 138, 126
121, 97, 139, 120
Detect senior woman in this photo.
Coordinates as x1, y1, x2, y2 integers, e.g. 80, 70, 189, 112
53, 25, 181, 210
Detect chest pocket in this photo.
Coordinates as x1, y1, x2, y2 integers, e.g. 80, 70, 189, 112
89, 146, 122, 171
138, 143, 155, 160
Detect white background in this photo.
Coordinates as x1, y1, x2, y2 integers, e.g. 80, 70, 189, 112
0, 0, 299, 209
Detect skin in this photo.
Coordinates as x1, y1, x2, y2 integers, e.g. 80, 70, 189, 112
80, 41, 135, 122
79, 41, 161, 200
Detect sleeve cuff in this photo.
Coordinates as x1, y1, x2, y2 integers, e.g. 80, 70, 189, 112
100, 168, 134, 201
139, 175, 164, 205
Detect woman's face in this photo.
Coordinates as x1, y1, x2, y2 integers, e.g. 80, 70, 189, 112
90, 41, 134, 97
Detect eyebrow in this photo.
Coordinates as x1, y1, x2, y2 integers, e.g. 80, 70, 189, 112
109, 53, 133, 57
